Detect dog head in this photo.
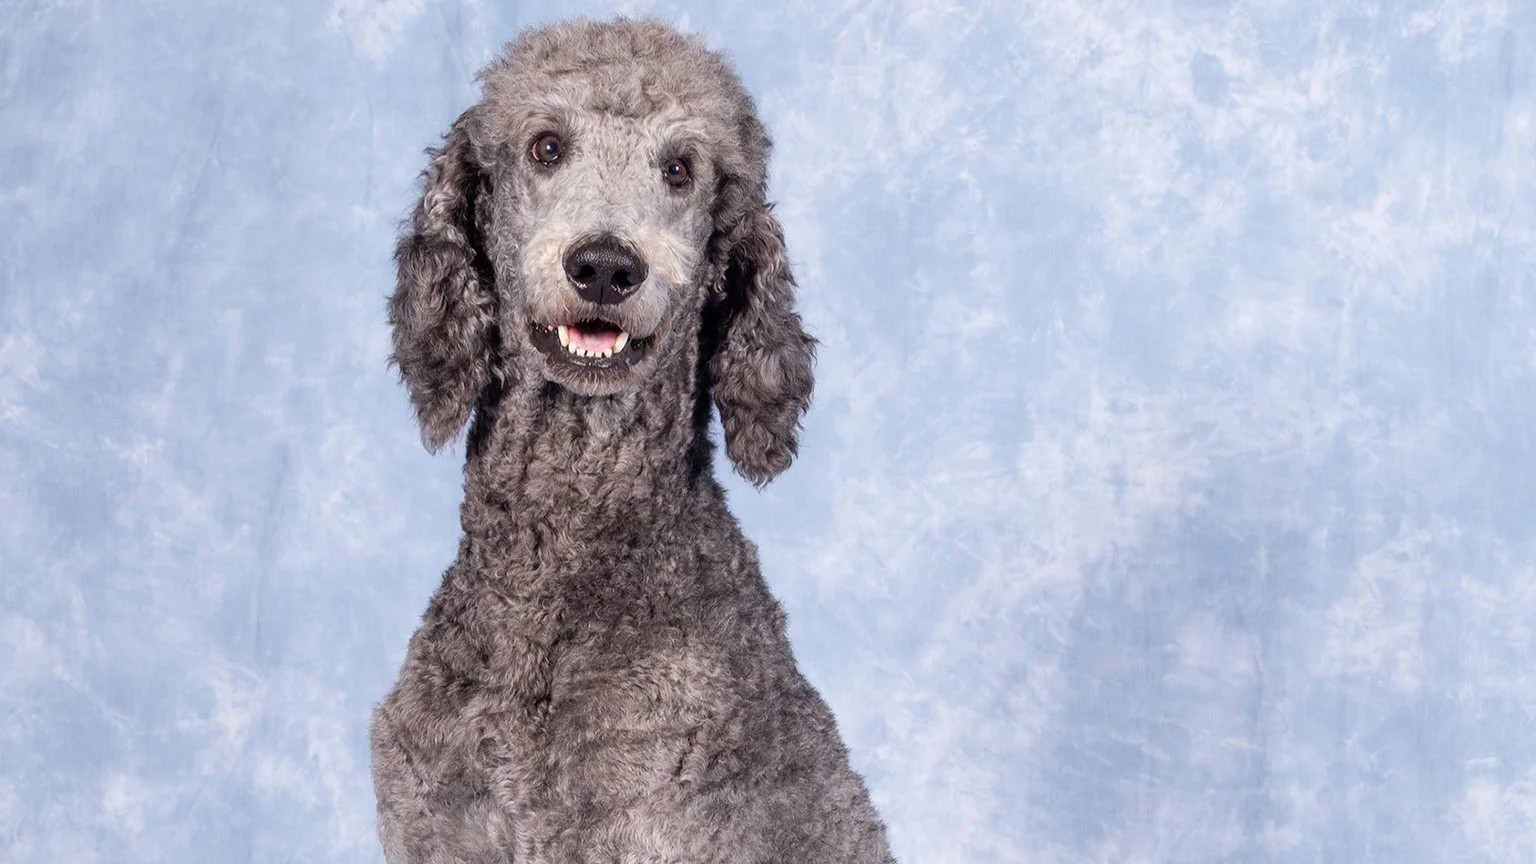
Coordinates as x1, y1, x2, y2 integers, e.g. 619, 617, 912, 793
388, 18, 814, 485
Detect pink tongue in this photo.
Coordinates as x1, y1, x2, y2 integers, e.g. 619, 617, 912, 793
570, 325, 619, 352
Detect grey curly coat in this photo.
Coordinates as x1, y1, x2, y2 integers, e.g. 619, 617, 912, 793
369, 18, 895, 863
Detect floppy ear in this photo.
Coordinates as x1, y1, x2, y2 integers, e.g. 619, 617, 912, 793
709, 205, 816, 486
387, 109, 497, 452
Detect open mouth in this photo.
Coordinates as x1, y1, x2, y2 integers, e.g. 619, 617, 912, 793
529, 319, 649, 369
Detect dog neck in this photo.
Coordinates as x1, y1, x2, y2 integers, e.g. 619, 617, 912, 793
457, 345, 716, 540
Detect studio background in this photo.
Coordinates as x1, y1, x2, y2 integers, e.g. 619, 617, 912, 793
3, 0, 1534, 861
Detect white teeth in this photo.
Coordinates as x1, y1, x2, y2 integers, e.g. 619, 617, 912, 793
555, 326, 632, 359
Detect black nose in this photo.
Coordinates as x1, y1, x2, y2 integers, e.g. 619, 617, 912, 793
563, 236, 648, 305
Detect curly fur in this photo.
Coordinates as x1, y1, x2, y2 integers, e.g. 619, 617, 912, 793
371, 18, 893, 863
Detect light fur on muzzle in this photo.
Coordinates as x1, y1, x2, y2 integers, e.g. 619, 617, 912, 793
520, 222, 699, 340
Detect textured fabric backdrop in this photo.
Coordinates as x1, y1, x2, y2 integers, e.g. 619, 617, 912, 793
3, 1, 1534, 861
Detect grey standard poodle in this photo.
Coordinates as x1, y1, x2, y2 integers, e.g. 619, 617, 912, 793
369, 18, 896, 864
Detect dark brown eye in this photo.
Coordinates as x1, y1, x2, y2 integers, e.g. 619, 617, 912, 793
662, 158, 690, 187
530, 133, 563, 165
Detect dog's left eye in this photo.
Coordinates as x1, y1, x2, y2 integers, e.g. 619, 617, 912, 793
662, 158, 691, 187
531, 133, 563, 165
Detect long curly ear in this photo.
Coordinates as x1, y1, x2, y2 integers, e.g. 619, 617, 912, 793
387, 109, 496, 452
709, 205, 816, 485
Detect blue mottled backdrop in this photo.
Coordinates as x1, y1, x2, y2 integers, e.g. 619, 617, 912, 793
4, 0, 1534, 861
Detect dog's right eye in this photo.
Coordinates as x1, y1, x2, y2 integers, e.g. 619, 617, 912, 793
530, 133, 563, 165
